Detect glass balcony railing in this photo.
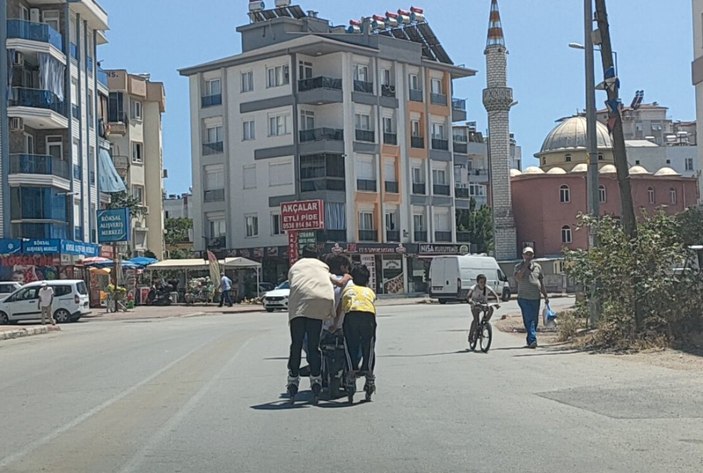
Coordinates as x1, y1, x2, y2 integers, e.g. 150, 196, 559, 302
355, 129, 375, 142
455, 187, 470, 199
10, 87, 65, 116
435, 231, 452, 242
9, 154, 69, 179
298, 76, 342, 92
412, 183, 426, 195
452, 98, 467, 111
433, 184, 450, 196
299, 128, 344, 142
359, 230, 378, 242
97, 68, 109, 87
384, 181, 399, 193
432, 138, 449, 150
414, 231, 428, 242
411, 136, 424, 149
201, 94, 222, 107
356, 179, 377, 192
202, 142, 224, 155
381, 84, 396, 97
430, 93, 448, 106
204, 189, 225, 202
7, 19, 63, 50
353, 80, 374, 94
383, 132, 397, 145
409, 88, 423, 102
453, 141, 468, 154
386, 230, 400, 242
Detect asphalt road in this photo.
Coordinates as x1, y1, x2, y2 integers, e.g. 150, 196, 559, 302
0, 299, 701, 473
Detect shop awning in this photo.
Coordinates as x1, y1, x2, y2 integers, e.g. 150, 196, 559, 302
98, 148, 126, 193
147, 259, 212, 271
222, 257, 262, 269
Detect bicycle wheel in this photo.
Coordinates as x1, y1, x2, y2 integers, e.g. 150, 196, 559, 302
480, 322, 493, 353
468, 325, 478, 351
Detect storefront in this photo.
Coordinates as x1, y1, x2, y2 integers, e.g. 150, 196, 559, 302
0, 239, 101, 283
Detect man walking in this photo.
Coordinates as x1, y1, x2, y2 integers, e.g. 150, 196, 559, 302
514, 247, 548, 348
218, 273, 233, 307
38, 282, 55, 326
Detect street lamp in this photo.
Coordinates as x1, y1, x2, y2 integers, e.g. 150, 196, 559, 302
568, 42, 618, 76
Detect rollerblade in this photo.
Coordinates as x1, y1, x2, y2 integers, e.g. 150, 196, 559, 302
345, 371, 357, 405
310, 375, 322, 405
363, 374, 376, 402
286, 372, 300, 405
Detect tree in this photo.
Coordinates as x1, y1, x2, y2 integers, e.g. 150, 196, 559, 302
107, 191, 148, 219
456, 199, 494, 253
165, 218, 193, 245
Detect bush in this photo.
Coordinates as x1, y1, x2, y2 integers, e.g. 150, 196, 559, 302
556, 309, 585, 342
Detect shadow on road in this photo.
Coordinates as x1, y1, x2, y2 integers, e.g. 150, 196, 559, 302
380, 350, 467, 358
251, 391, 365, 410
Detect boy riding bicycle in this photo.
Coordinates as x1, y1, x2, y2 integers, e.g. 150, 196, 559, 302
466, 274, 500, 344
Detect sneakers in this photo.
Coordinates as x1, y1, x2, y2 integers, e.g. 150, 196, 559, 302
527, 341, 538, 349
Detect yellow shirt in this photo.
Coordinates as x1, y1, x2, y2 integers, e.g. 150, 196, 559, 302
341, 284, 377, 315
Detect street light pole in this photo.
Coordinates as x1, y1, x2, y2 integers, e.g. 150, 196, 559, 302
584, 0, 600, 230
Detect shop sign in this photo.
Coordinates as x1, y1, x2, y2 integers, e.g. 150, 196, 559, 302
0, 239, 22, 255
418, 244, 466, 255
23, 239, 61, 254
281, 200, 324, 231
288, 232, 299, 263
325, 242, 413, 255
360, 255, 376, 291
97, 208, 131, 243
61, 241, 100, 257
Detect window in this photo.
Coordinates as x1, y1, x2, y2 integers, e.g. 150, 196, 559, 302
359, 212, 374, 230
271, 214, 284, 235
561, 225, 573, 244
132, 142, 143, 163
559, 185, 570, 203
432, 123, 445, 139
206, 78, 221, 96
132, 185, 144, 204
413, 214, 425, 231
242, 120, 255, 141
381, 69, 391, 86
432, 168, 447, 185
299, 61, 313, 80
385, 212, 397, 231
206, 125, 223, 144
42, 10, 61, 35
46, 136, 63, 160
565, 154, 572, 162
686, 157, 694, 171
384, 159, 397, 181
670, 188, 677, 204
599, 185, 607, 203
269, 161, 293, 186
409, 73, 420, 90
245, 215, 259, 237
266, 65, 289, 88
241, 71, 254, 92
355, 113, 371, 131
300, 110, 315, 130
108, 92, 125, 122
431, 78, 442, 95
209, 219, 226, 238
648, 187, 655, 204
268, 114, 290, 136
19, 5, 28, 21
243, 165, 256, 189
412, 167, 424, 183
204, 165, 224, 190
131, 100, 142, 121
354, 64, 369, 82
469, 184, 486, 197
411, 120, 421, 137
383, 117, 394, 133
87, 91, 94, 126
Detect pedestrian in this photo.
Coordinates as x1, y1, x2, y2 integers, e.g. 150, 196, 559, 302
219, 273, 233, 307
286, 245, 336, 402
38, 281, 56, 326
513, 247, 549, 348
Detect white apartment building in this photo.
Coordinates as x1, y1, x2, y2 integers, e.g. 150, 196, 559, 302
164, 192, 192, 220
105, 70, 166, 258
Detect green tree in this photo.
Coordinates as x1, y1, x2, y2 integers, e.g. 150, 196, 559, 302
165, 218, 193, 245
456, 198, 493, 253
107, 191, 148, 219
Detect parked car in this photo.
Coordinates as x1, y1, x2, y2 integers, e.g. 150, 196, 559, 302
261, 281, 290, 312
0, 280, 91, 324
0, 281, 22, 298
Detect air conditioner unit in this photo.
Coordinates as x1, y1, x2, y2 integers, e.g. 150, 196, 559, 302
10, 117, 24, 131
12, 51, 24, 67
30, 8, 40, 23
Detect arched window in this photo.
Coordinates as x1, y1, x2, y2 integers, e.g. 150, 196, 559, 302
559, 185, 570, 203
648, 187, 655, 204
670, 188, 677, 204
599, 185, 607, 203
565, 153, 572, 162
561, 225, 573, 244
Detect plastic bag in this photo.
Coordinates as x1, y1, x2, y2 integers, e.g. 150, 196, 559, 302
543, 302, 558, 328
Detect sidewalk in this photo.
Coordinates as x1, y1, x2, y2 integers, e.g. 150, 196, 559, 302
0, 324, 61, 341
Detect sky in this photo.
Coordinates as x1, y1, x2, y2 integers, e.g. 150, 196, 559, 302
98, 0, 695, 195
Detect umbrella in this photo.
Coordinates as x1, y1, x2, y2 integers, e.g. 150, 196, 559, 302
80, 256, 112, 266
128, 256, 159, 267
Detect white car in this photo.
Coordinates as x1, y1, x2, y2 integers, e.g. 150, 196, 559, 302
0, 280, 91, 324
262, 281, 289, 312
0, 281, 22, 297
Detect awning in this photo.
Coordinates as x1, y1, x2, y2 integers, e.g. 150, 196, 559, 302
222, 257, 262, 269
98, 148, 126, 193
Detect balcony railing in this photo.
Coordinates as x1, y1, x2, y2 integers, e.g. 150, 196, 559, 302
353, 80, 373, 93
409, 88, 423, 102
316, 229, 347, 242
202, 141, 224, 155
383, 132, 397, 145
9, 154, 69, 179
299, 127, 344, 142
412, 183, 426, 195
433, 184, 450, 196
70, 42, 79, 60
298, 76, 342, 92
414, 230, 428, 242
411, 136, 424, 149
457, 231, 471, 242
10, 88, 65, 116
301, 178, 345, 192
359, 229, 378, 241
201, 94, 222, 107
356, 179, 377, 192
452, 98, 467, 111
384, 181, 399, 193
432, 138, 449, 150
430, 93, 447, 106
204, 189, 225, 202
355, 129, 375, 142
435, 231, 452, 242
386, 230, 400, 242
97, 68, 109, 87
7, 19, 63, 50
381, 84, 396, 97
455, 187, 470, 199
453, 141, 468, 154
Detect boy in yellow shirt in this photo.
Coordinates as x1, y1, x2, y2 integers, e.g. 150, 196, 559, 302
342, 264, 377, 400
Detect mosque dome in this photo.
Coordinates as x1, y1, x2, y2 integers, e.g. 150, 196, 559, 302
571, 163, 588, 173
599, 164, 617, 174
523, 166, 545, 175
654, 167, 680, 176
629, 165, 650, 175
546, 167, 567, 174
510, 169, 523, 177
539, 116, 612, 154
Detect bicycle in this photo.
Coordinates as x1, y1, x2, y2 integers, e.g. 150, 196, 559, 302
468, 302, 498, 353
105, 293, 128, 313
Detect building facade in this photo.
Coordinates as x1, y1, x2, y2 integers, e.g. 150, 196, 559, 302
164, 192, 192, 220
105, 69, 166, 258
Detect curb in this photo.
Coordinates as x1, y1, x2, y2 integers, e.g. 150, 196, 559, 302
0, 325, 61, 341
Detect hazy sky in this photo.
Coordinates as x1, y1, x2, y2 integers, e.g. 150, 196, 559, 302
98, 0, 694, 195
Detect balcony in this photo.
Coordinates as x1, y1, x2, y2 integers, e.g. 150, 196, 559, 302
316, 229, 347, 242
432, 138, 449, 151
457, 231, 471, 242
299, 128, 344, 142
298, 76, 343, 104
10, 87, 65, 116
353, 80, 373, 94
411, 136, 425, 149
453, 139, 468, 154
386, 230, 400, 242
383, 132, 397, 145
430, 93, 447, 106
384, 181, 399, 193
414, 230, 428, 242
201, 94, 222, 108
355, 129, 375, 142
70, 42, 79, 61
356, 179, 377, 192
359, 229, 378, 241
97, 68, 109, 88
107, 112, 128, 136
298, 76, 342, 92
204, 189, 225, 203
433, 184, 450, 196
9, 154, 69, 180
452, 98, 466, 111
301, 179, 345, 192
381, 84, 396, 97
455, 187, 470, 199
435, 231, 452, 242
471, 168, 490, 183
412, 183, 426, 195
409, 89, 423, 102
7, 20, 63, 51
452, 98, 467, 122
202, 141, 224, 156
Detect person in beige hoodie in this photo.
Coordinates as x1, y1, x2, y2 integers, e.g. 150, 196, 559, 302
286, 246, 336, 402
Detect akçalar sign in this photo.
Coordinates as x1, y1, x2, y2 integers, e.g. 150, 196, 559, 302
280, 200, 324, 231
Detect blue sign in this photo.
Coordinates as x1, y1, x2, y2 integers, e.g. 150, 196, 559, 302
61, 241, 100, 257
98, 208, 131, 243
23, 239, 61, 254
0, 239, 22, 255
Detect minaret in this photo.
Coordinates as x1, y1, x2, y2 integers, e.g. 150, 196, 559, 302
482, 0, 517, 260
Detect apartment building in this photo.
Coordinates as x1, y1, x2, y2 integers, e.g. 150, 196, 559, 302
164, 192, 192, 220
105, 70, 166, 258
0, 0, 117, 244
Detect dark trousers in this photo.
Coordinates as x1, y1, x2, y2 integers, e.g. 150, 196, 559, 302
288, 317, 323, 377
343, 311, 377, 374
219, 289, 232, 307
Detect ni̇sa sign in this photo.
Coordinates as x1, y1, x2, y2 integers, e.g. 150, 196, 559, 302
281, 200, 324, 231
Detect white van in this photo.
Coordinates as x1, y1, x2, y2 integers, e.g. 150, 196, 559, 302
429, 255, 510, 303
0, 280, 91, 324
